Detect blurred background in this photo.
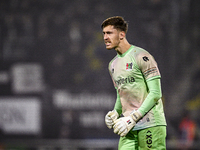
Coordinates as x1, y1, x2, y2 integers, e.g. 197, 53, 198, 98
0, 0, 200, 149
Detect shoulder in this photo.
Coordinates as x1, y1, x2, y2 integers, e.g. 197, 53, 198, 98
108, 55, 118, 69
109, 55, 118, 65
128, 46, 152, 65
131, 46, 151, 59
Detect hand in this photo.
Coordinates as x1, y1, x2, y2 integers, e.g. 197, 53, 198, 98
105, 110, 119, 129
113, 110, 142, 137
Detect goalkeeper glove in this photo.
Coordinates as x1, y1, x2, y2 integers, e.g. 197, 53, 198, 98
105, 110, 119, 129
113, 110, 142, 137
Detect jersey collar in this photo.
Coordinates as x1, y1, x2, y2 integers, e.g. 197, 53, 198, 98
117, 45, 135, 57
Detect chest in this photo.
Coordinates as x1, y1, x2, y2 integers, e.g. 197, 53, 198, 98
110, 57, 142, 85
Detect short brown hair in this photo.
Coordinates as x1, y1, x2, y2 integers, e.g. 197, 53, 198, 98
101, 16, 128, 33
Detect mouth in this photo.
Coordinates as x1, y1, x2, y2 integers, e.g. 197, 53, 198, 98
105, 41, 111, 46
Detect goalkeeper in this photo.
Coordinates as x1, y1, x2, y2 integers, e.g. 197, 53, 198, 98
101, 16, 167, 150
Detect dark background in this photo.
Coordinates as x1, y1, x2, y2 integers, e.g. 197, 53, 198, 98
0, 0, 200, 149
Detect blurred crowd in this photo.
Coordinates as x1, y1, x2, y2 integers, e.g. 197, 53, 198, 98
0, 0, 200, 148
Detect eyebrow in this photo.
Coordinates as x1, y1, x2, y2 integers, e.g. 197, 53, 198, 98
103, 31, 113, 34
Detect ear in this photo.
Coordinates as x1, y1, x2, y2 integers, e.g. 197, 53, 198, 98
119, 31, 125, 40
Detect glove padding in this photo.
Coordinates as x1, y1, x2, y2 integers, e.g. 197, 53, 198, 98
105, 110, 119, 129
113, 110, 142, 137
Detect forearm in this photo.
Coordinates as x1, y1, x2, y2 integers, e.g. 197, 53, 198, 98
114, 88, 122, 115
138, 78, 162, 116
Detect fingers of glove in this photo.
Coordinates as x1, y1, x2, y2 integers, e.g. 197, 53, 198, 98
113, 124, 120, 134
105, 114, 115, 129
105, 122, 113, 129
105, 119, 113, 129
105, 115, 114, 124
105, 121, 113, 128
106, 111, 113, 116
113, 120, 120, 133
106, 124, 112, 129
105, 119, 113, 124
106, 111, 118, 122
110, 114, 117, 121
106, 111, 116, 120
105, 115, 112, 122
113, 120, 126, 134
117, 125, 127, 135
113, 120, 128, 136
119, 129, 128, 137
105, 120, 113, 126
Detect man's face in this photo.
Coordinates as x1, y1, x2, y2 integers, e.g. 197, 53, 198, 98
102, 25, 121, 50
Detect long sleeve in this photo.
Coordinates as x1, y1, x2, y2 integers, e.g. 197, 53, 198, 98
138, 78, 162, 116
114, 88, 122, 115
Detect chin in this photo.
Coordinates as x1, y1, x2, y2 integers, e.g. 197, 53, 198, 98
106, 46, 114, 50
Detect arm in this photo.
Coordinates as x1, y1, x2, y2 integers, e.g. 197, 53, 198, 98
114, 88, 122, 115
138, 77, 162, 116
105, 88, 122, 129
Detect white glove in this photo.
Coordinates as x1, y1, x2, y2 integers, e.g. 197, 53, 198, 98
113, 110, 142, 137
105, 110, 119, 129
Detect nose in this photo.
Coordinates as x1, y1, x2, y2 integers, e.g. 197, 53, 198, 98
104, 34, 108, 40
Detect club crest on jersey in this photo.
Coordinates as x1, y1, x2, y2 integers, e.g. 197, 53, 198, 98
126, 62, 133, 71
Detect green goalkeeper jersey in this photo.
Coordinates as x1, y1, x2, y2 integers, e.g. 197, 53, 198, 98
108, 45, 166, 131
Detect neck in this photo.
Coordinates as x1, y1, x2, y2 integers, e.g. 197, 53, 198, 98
115, 39, 131, 55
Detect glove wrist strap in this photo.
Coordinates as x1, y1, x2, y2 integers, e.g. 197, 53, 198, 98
130, 110, 142, 122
